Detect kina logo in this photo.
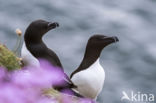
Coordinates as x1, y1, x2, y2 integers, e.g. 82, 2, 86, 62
121, 91, 154, 103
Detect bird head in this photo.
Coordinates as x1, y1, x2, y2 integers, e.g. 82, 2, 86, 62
24, 19, 59, 42
86, 34, 119, 53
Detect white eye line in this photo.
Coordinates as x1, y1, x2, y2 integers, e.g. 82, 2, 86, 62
48, 22, 53, 27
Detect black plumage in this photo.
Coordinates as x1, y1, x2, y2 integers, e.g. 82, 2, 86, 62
24, 19, 82, 97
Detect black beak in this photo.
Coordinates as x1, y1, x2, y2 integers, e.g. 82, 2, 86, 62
112, 36, 119, 43
102, 36, 119, 43
47, 22, 59, 30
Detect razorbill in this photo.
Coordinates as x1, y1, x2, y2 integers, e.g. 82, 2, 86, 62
70, 35, 119, 99
22, 20, 82, 97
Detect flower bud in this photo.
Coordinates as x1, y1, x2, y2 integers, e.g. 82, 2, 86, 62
15, 28, 22, 36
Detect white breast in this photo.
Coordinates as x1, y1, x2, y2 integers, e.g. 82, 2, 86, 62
21, 43, 40, 67
71, 59, 105, 99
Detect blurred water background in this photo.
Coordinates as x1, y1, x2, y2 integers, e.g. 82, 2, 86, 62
0, 0, 156, 103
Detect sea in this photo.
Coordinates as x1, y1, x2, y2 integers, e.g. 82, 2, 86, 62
0, 0, 156, 103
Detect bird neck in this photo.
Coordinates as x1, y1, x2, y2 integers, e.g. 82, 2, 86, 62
70, 49, 101, 78
78, 48, 102, 70
24, 32, 47, 56
24, 35, 43, 44
24, 34, 64, 69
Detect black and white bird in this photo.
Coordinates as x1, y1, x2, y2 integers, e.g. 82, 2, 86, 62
70, 35, 119, 99
21, 20, 81, 97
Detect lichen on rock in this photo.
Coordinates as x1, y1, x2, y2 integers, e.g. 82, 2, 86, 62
0, 44, 21, 71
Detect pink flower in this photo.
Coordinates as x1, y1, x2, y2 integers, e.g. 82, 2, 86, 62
0, 60, 93, 103
0, 60, 64, 103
